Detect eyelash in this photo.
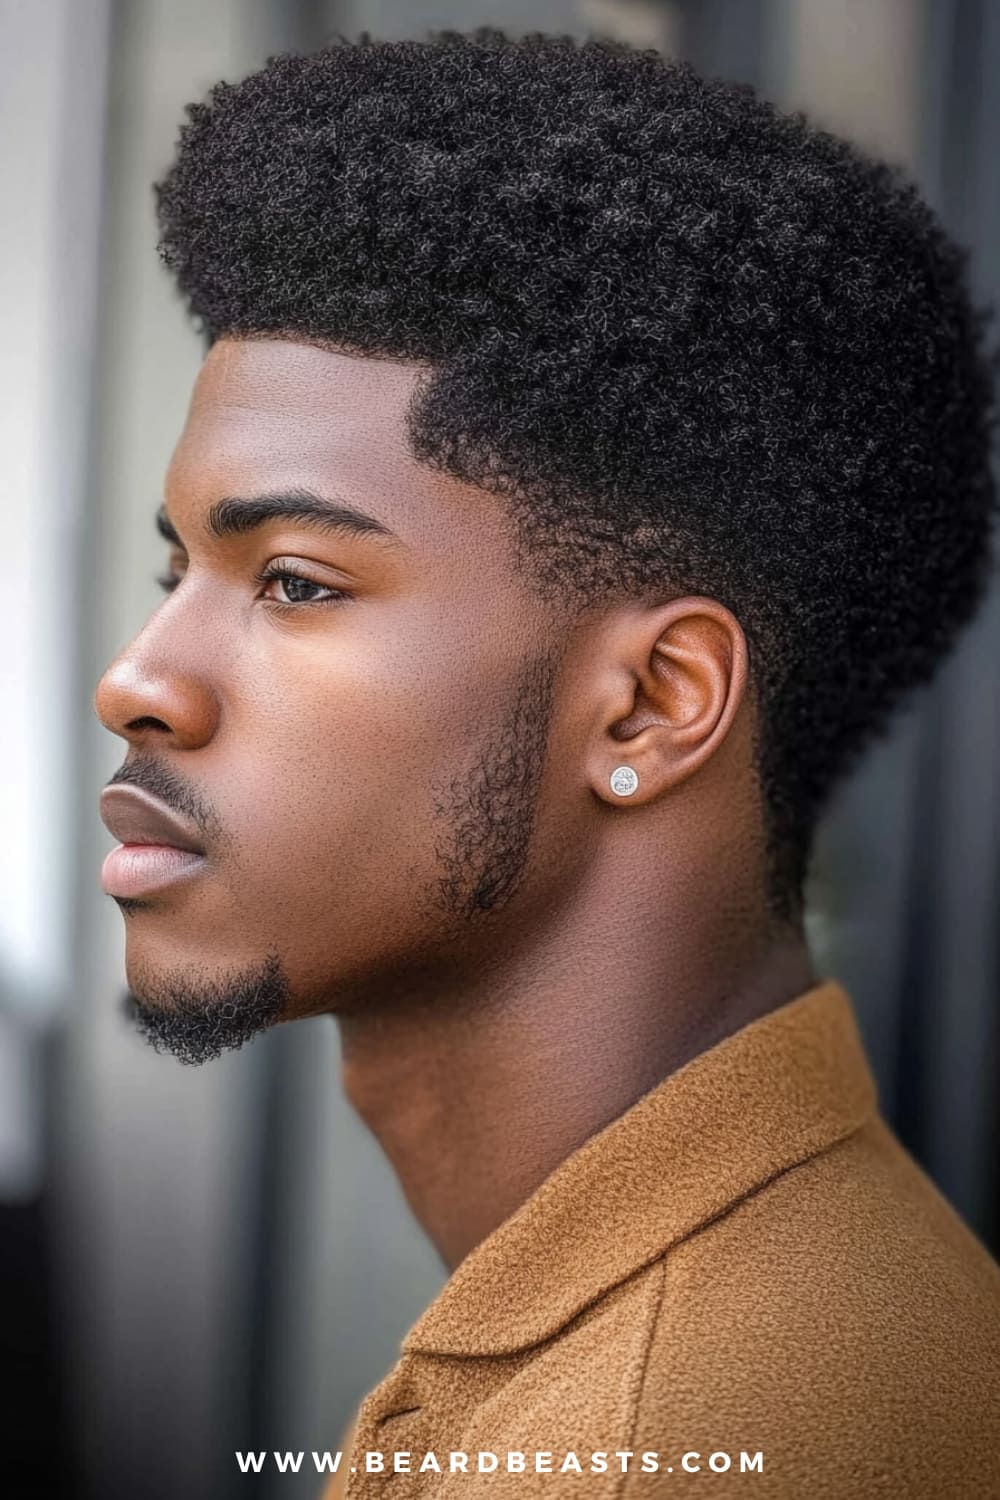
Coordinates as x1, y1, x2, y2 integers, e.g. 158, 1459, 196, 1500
154, 561, 352, 611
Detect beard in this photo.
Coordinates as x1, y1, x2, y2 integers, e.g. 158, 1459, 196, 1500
428, 645, 561, 919
121, 644, 562, 1064
120, 948, 289, 1066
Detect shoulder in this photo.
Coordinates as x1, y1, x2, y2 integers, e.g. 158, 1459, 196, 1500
625, 1118, 1000, 1497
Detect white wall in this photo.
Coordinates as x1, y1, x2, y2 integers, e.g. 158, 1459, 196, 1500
0, 0, 110, 1197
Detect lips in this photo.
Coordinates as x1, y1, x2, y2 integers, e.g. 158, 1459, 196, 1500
99, 785, 206, 854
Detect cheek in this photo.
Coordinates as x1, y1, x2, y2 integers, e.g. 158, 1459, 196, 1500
220, 661, 455, 910
210, 606, 524, 945
207, 711, 468, 1004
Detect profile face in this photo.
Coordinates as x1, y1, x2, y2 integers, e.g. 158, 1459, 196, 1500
93, 338, 579, 1053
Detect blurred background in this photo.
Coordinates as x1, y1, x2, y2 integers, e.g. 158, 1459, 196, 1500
2, 0, 998, 1496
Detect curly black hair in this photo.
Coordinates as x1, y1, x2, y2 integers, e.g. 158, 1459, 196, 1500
154, 28, 999, 925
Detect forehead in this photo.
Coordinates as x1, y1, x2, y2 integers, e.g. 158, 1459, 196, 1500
164, 337, 497, 556
187, 335, 424, 425
169, 336, 423, 492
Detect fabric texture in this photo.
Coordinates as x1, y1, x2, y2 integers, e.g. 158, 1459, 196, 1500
320, 978, 1000, 1497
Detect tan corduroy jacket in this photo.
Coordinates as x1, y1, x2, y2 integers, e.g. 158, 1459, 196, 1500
320, 978, 1000, 1498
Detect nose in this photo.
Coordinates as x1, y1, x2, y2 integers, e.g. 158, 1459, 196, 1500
93, 639, 220, 751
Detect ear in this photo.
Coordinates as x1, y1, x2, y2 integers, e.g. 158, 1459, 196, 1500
587, 597, 749, 808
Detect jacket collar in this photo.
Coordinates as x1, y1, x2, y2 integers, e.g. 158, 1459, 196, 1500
402, 978, 878, 1357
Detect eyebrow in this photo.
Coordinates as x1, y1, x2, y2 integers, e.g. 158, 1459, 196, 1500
155, 488, 404, 549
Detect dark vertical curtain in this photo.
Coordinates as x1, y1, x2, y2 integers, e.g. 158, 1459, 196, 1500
673, 0, 999, 1253
892, 0, 1000, 1251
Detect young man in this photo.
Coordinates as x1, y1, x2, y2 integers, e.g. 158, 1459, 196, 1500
94, 30, 999, 1498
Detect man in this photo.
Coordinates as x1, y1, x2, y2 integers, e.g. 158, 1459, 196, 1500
94, 29, 1000, 1498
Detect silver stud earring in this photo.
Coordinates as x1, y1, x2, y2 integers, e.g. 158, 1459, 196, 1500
609, 765, 639, 797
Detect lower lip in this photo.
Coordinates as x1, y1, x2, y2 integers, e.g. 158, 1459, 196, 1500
101, 844, 206, 899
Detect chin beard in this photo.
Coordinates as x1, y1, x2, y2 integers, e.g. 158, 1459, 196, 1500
119, 949, 290, 1065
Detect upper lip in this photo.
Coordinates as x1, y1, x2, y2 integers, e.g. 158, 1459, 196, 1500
99, 785, 206, 854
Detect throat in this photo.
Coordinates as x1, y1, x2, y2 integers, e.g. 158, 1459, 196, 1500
335, 939, 816, 1272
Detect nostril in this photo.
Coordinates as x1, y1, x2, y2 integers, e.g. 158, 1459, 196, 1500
126, 716, 172, 733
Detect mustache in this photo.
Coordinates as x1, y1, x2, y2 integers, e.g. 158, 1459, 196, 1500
106, 758, 224, 844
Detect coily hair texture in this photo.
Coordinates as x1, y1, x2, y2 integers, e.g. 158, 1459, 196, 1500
154, 28, 999, 922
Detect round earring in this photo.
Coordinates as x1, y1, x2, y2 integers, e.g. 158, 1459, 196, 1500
609, 765, 639, 797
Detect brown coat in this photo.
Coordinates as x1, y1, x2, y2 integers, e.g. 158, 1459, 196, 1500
320, 978, 1000, 1497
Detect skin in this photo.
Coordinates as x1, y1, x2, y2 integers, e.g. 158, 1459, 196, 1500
94, 336, 816, 1271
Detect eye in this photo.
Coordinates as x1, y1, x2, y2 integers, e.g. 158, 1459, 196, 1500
254, 563, 352, 608
153, 559, 352, 609
155, 554, 187, 593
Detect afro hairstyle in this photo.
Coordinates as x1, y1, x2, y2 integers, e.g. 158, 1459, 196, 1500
153, 27, 1000, 924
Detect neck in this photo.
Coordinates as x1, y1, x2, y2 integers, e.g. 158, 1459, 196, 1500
336, 862, 816, 1273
